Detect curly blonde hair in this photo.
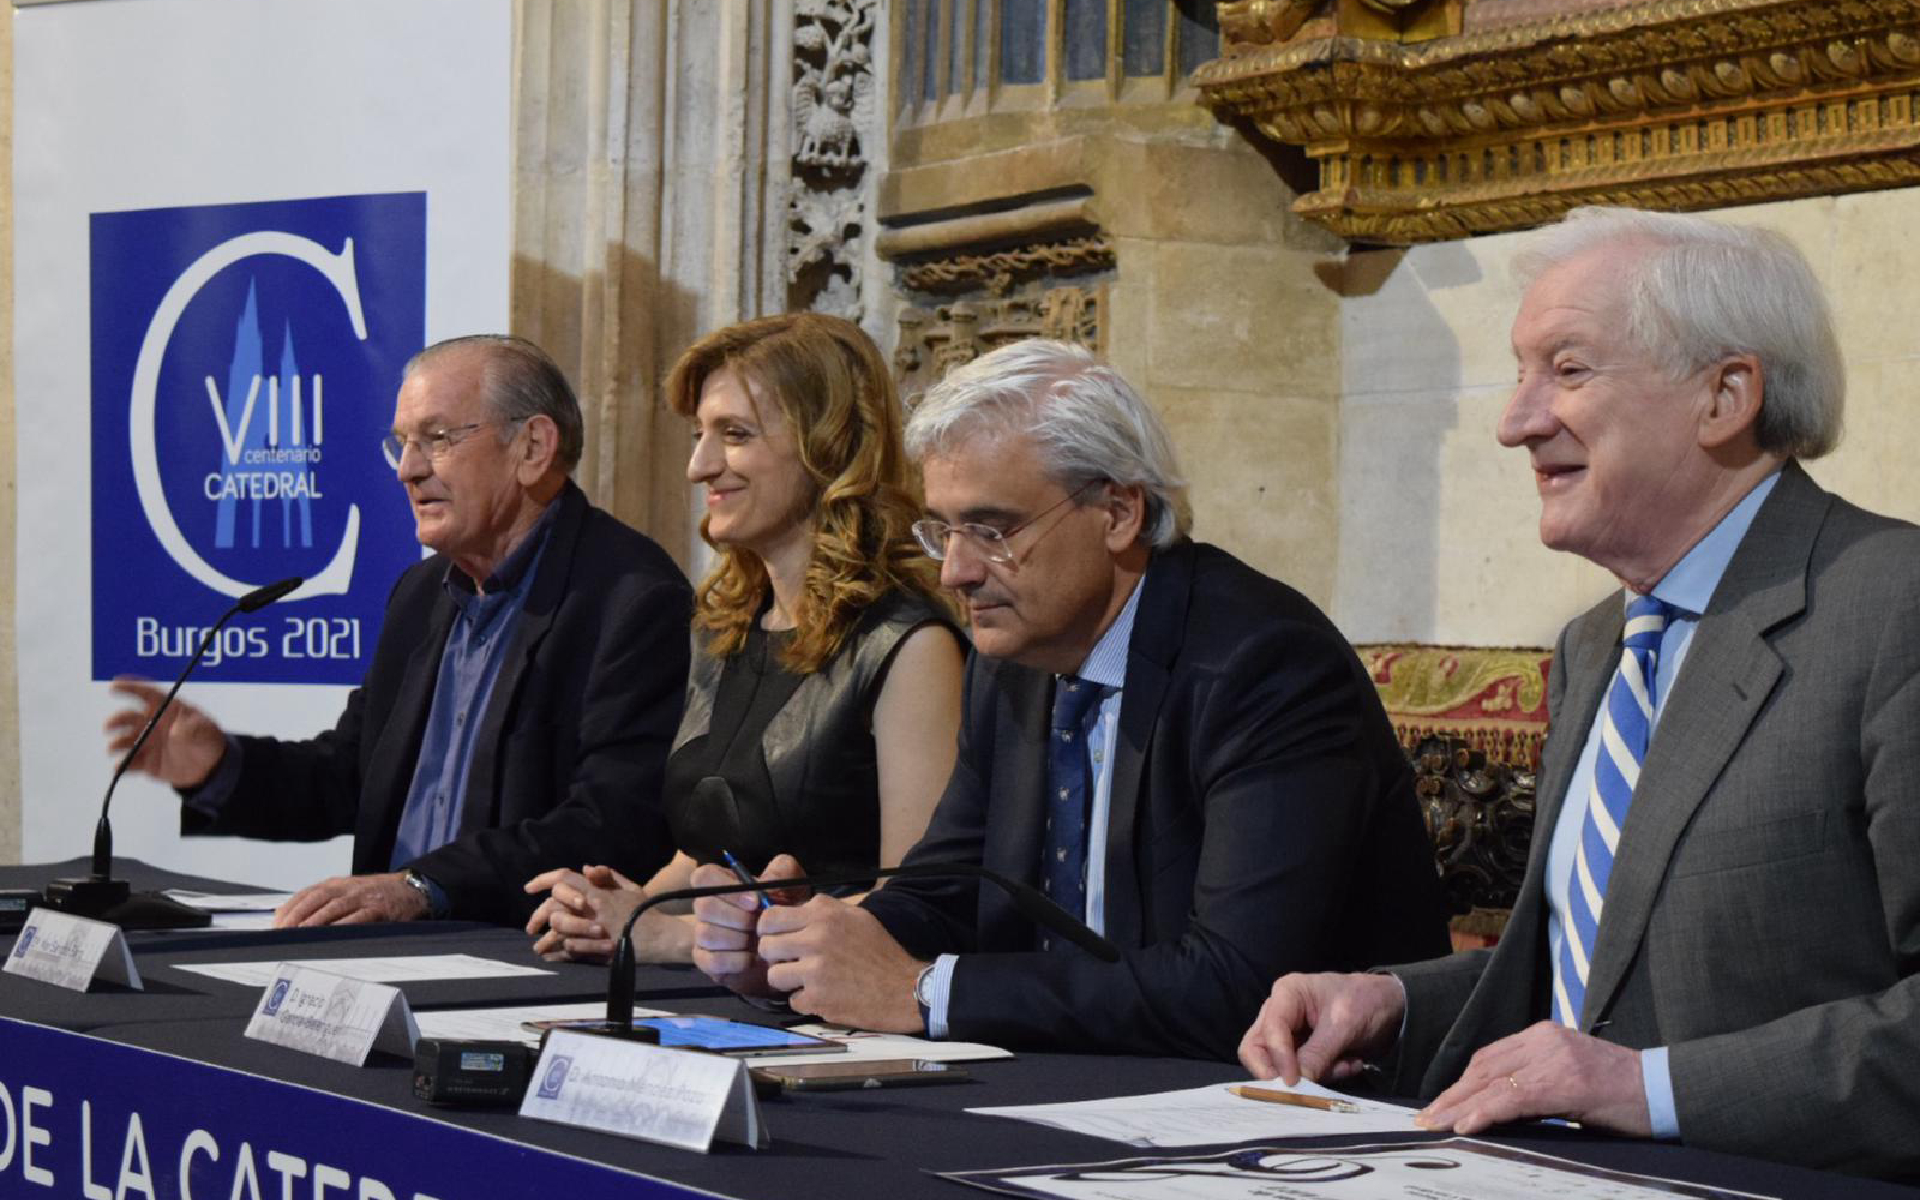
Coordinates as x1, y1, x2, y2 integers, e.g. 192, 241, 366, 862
665, 312, 947, 674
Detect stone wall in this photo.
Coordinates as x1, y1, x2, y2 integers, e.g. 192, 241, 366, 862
880, 1, 1344, 606
883, 120, 1347, 607
1099, 134, 1346, 608
1333, 187, 1920, 646
0, 3, 18, 863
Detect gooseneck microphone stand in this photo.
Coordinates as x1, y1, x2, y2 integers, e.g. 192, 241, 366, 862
44, 576, 303, 930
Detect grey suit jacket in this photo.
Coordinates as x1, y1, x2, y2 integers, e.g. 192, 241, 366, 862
1393, 462, 1920, 1179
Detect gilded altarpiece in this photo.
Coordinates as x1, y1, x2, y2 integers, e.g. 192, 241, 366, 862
1197, 0, 1920, 243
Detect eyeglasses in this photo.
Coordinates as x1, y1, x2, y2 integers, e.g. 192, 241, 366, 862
381, 420, 519, 467
911, 478, 1105, 565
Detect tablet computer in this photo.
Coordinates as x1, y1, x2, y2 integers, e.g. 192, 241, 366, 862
524, 1015, 843, 1057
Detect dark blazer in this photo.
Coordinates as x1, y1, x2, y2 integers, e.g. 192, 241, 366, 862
862, 540, 1449, 1061
184, 482, 693, 924
1394, 463, 1920, 1179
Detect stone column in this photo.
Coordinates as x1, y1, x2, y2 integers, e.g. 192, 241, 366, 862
511, 0, 793, 566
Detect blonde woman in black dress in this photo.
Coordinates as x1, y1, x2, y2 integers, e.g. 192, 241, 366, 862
525, 313, 963, 962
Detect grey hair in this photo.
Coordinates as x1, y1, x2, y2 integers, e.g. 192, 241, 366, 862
904, 339, 1191, 548
405, 334, 584, 473
1514, 206, 1843, 459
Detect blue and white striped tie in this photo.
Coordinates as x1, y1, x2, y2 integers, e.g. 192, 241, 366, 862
1554, 594, 1673, 1029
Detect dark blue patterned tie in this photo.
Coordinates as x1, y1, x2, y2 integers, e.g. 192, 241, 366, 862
1042, 675, 1104, 948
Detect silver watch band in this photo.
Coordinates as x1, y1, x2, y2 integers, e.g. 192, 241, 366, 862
401, 869, 443, 918
913, 962, 936, 1014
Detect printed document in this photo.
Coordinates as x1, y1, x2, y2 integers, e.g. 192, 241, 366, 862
174, 954, 553, 987
971, 1079, 1418, 1147
941, 1136, 1775, 1200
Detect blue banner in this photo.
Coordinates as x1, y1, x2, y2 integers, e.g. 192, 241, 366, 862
89, 193, 428, 685
0, 1017, 693, 1198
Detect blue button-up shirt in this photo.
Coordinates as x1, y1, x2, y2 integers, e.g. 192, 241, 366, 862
922, 575, 1145, 1036
388, 503, 560, 883
1546, 469, 1779, 1138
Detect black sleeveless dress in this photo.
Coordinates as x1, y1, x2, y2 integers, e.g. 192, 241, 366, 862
663, 591, 958, 881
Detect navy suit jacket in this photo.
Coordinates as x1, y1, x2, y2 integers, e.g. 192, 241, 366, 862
862, 540, 1449, 1060
184, 482, 693, 924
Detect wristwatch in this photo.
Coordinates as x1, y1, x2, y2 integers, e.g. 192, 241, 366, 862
913, 962, 937, 1023
400, 869, 446, 919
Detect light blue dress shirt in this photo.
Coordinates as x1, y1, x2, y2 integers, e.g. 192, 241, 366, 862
921, 576, 1144, 1037
1545, 469, 1778, 1138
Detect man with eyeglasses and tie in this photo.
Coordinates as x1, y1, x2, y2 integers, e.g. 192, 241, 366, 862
1238, 208, 1920, 1179
103, 335, 691, 927
687, 338, 1447, 1059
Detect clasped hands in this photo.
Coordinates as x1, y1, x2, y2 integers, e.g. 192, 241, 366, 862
688, 855, 927, 1034
1237, 972, 1652, 1137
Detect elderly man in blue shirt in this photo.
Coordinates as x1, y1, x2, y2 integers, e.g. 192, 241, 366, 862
104, 335, 692, 927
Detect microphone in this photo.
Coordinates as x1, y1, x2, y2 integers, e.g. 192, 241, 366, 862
236, 576, 302, 612
604, 860, 1121, 1031
44, 576, 304, 930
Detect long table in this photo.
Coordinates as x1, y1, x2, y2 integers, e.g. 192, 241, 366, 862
1, 859, 1911, 1199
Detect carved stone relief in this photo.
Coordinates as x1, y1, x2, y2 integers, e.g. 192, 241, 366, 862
878, 186, 1115, 397
892, 283, 1110, 405
898, 235, 1116, 295
788, 0, 879, 321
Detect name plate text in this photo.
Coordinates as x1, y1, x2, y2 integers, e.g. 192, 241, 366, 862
243, 963, 418, 1066
519, 1029, 767, 1152
3, 909, 141, 992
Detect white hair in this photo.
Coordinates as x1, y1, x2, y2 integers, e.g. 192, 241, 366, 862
1515, 206, 1843, 459
905, 339, 1191, 548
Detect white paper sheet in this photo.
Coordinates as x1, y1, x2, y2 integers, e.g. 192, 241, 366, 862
970, 1079, 1421, 1148
173, 954, 553, 987
207, 912, 281, 931
162, 889, 296, 912
775, 1023, 1014, 1066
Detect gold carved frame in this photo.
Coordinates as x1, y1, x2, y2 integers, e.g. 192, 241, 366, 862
1196, 0, 1920, 243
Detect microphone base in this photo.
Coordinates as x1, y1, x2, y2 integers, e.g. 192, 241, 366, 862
44, 874, 129, 914
45, 876, 211, 930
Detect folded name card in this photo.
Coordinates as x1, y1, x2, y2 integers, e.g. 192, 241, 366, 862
519, 1029, 768, 1152
3, 909, 141, 992
243, 963, 418, 1066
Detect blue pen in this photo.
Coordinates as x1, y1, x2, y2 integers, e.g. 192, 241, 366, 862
720, 850, 776, 910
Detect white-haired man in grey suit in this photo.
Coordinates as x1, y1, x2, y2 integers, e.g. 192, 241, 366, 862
1239, 206, 1920, 1180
